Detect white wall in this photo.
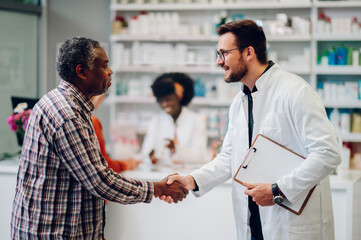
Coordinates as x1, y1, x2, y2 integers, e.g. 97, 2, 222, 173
46, 0, 111, 92
45, 0, 112, 137
0, 9, 39, 155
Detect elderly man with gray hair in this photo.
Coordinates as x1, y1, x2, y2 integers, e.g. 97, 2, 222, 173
11, 37, 188, 239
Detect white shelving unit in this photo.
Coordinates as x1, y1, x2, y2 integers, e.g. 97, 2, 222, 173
315, 66, 361, 75
110, 2, 312, 11
108, 0, 361, 151
112, 65, 222, 74
313, 1, 361, 150
106, 95, 232, 106
108, 0, 314, 141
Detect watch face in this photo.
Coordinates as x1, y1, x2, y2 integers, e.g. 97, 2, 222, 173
274, 196, 284, 204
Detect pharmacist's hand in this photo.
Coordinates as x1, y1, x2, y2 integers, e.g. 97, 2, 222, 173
165, 139, 176, 154
167, 174, 196, 190
243, 182, 274, 206
149, 150, 158, 164
153, 174, 188, 204
159, 174, 195, 203
121, 158, 142, 170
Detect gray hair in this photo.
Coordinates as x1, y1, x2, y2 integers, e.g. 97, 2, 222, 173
56, 37, 101, 83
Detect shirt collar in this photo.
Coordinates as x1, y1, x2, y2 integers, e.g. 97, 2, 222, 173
58, 80, 94, 112
241, 60, 275, 97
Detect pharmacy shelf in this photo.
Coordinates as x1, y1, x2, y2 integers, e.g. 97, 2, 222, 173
110, 2, 312, 11
267, 35, 311, 42
135, 129, 221, 138
315, 34, 361, 41
171, 66, 222, 74
112, 65, 162, 73
109, 0, 361, 145
110, 34, 311, 42
192, 97, 232, 106
314, 0, 361, 8
105, 95, 232, 107
110, 34, 219, 42
324, 101, 361, 109
112, 65, 223, 74
342, 133, 361, 143
315, 66, 361, 75
107, 96, 154, 104
112, 65, 310, 75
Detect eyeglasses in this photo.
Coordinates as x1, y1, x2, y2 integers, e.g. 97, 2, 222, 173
216, 46, 248, 61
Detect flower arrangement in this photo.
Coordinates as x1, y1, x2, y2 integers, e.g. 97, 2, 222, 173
6, 102, 31, 146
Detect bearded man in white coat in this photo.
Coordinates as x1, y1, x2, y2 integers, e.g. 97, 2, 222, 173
165, 20, 341, 240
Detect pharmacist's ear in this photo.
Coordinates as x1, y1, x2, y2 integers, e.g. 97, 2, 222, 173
244, 46, 256, 61
245, 46, 255, 57
76, 64, 87, 80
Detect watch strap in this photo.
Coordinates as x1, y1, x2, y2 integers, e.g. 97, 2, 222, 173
271, 183, 280, 197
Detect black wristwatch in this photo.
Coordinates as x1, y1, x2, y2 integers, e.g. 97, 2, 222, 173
271, 183, 284, 204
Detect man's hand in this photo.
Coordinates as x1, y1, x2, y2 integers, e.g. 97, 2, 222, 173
158, 175, 196, 203
167, 175, 195, 190
243, 182, 274, 206
153, 175, 188, 204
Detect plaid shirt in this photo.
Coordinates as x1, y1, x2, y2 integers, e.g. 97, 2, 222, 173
11, 80, 153, 239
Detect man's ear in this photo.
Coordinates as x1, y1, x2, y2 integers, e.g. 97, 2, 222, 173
244, 46, 256, 61
245, 46, 255, 57
76, 64, 87, 80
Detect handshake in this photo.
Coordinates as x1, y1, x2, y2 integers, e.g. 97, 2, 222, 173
153, 174, 196, 203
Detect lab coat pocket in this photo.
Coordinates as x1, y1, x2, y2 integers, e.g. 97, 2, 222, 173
287, 225, 322, 240
260, 113, 291, 147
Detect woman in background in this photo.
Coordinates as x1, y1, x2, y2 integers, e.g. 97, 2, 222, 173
141, 72, 208, 166
92, 94, 141, 172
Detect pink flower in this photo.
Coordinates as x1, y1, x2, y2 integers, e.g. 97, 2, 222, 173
10, 123, 19, 132
7, 114, 15, 125
7, 109, 31, 133
14, 114, 22, 121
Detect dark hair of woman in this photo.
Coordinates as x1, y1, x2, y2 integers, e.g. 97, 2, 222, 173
151, 72, 195, 106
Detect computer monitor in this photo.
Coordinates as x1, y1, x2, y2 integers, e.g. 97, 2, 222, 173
11, 96, 39, 111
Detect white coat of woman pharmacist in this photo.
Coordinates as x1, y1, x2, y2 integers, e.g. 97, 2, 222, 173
141, 72, 208, 168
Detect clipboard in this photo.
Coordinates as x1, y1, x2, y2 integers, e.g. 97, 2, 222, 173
234, 134, 315, 215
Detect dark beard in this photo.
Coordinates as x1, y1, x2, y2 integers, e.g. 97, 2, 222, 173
224, 65, 247, 83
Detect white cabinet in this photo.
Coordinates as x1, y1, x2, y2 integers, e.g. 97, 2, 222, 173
104, 169, 361, 240
0, 158, 19, 240
108, 0, 315, 142
107, 0, 361, 151
330, 171, 361, 240
312, 1, 361, 166
104, 170, 236, 240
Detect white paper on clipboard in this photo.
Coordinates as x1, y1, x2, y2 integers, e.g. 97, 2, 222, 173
234, 134, 315, 215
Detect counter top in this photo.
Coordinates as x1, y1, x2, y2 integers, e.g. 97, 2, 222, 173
330, 169, 361, 189
122, 168, 361, 188
121, 164, 200, 181
121, 168, 235, 184
2, 158, 360, 188
0, 157, 19, 174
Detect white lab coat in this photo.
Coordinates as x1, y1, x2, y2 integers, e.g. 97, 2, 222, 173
141, 107, 208, 165
191, 63, 341, 240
